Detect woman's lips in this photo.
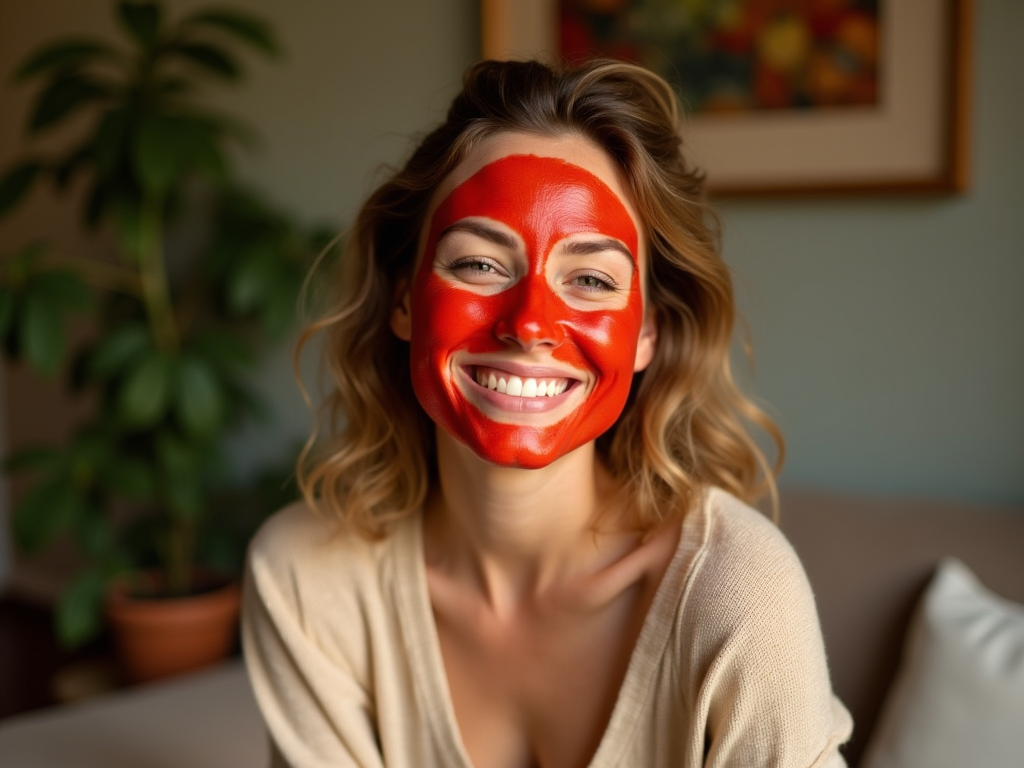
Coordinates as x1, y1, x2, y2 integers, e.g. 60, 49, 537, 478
457, 364, 580, 415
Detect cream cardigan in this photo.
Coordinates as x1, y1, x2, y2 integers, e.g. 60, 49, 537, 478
242, 488, 852, 767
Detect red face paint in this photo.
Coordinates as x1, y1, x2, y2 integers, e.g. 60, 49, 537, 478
409, 153, 645, 468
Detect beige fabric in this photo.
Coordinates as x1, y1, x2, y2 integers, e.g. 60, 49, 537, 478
242, 488, 852, 767
860, 558, 1024, 768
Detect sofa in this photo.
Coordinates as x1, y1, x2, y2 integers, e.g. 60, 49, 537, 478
780, 488, 1024, 766
0, 487, 1021, 767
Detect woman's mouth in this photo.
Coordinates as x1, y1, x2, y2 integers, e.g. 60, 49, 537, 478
472, 366, 570, 398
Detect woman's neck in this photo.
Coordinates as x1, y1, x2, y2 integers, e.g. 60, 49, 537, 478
424, 432, 637, 615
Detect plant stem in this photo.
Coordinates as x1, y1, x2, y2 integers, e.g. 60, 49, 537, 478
165, 519, 194, 596
138, 195, 179, 353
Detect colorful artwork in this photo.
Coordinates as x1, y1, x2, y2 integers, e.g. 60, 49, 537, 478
559, 0, 881, 114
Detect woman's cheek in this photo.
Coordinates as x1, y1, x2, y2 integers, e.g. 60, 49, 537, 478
567, 303, 643, 374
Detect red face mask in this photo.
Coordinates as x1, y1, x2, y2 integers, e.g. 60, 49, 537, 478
407, 153, 647, 468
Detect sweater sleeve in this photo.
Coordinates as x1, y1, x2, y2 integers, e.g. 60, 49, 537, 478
241, 506, 385, 768
687, 496, 853, 768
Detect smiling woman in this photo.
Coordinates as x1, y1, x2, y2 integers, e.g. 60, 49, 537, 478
242, 58, 852, 768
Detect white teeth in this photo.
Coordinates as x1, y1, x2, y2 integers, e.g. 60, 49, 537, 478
473, 368, 569, 399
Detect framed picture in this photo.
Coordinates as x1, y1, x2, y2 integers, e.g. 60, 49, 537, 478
481, 0, 971, 195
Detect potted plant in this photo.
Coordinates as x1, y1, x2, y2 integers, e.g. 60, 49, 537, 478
0, 1, 330, 680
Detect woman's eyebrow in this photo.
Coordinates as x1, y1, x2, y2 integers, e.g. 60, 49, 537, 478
438, 221, 518, 250
559, 238, 636, 269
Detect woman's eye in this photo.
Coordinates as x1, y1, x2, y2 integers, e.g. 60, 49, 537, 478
571, 273, 616, 292
445, 257, 508, 282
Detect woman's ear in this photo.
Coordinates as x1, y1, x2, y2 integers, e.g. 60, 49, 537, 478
390, 278, 413, 341
633, 309, 658, 372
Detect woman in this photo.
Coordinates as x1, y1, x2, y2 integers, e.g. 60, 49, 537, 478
242, 59, 852, 768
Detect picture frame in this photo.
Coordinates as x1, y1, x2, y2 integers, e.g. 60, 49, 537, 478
480, 0, 971, 196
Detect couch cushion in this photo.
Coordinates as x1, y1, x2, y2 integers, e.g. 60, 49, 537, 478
0, 660, 265, 767
859, 558, 1024, 768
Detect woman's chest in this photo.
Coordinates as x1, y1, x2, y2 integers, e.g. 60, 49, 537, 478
430, 584, 653, 768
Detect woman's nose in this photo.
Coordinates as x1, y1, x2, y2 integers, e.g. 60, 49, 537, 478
493, 278, 566, 352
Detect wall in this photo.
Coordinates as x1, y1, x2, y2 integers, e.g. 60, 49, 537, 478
0, 0, 1020, 591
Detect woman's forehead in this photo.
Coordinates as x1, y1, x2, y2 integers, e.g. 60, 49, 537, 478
429, 154, 639, 262
419, 132, 643, 253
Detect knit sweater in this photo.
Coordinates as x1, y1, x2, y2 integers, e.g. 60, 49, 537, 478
242, 487, 852, 767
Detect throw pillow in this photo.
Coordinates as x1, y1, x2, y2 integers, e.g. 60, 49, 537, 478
860, 557, 1024, 768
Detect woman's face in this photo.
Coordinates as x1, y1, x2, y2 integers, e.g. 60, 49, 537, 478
392, 133, 656, 469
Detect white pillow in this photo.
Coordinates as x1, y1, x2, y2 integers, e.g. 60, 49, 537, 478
860, 558, 1024, 768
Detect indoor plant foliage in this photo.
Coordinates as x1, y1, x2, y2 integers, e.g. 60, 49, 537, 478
0, 2, 327, 649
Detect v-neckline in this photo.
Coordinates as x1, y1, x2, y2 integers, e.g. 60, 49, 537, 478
392, 502, 707, 768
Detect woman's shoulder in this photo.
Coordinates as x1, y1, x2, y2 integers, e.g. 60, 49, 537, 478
683, 487, 819, 633
247, 500, 410, 589
673, 489, 852, 759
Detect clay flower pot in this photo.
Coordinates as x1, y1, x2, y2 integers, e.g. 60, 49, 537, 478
105, 571, 241, 684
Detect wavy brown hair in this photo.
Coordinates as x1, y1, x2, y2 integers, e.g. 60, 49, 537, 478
296, 58, 784, 537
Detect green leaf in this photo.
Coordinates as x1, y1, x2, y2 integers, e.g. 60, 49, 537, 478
52, 143, 93, 190
118, 351, 173, 427
84, 176, 115, 228
14, 40, 117, 82
155, 76, 191, 97
56, 569, 107, 649
19, 290, 64, 376
0, 161, 44, 217
132, 113, 180, 193
10, 240, 48, 270
89, 322, 150, 379
99, 455, 156, 500
260, 269, 301, 338
164, 474, 204, 520
69, 431, 113, 478
118, 2, 162, 48
30, 271, 93, 312
175, 356, 225, 437
176, 117, 226, 179
29, 75, 110, 134
155, 430, 194, 477
171, 42, 239, 79
227, 243, 278, 314
3, 445, 65, 474
189, 109, 258, 152
187, 328, 252, 370
185, 10, 279, 56
74, 506, 115, 559
112, 197, 143, 256
13, 479, 81, 552
92, 108, 131, 175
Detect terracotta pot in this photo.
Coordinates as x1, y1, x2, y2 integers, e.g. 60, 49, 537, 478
105, 571, 241, 684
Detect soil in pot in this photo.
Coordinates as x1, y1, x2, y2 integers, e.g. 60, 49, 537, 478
105, 571, 241, 684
